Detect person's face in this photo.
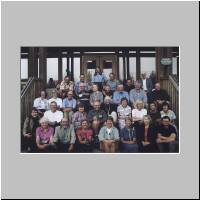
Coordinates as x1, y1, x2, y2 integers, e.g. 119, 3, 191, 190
125, 120, 132, 127
118, 85, 123, 92
104, 98, 110, 104
82, 121, 88, 129
61, 119, 69, 127
105, 86, 110, 92
41, 91, 45, 98
80, 75, 85, 82
162, 119, 170, 126
121, 100, 128, 107
68, 92, 73, 99
50, 103, 57, 112
163, 105, 169, 112
79, 85, 85, 91
31, 110, 38, 118
94, 102, 100, 110
135, 82, 141, 90
64, 77, 70, 82
109, 74, 114, 80
96, 67, 100, 72
143, 117, 150, 125
127, 80, 132, 86
106, 120, 113, 128
79, 107, 84, 113
41, 122, 48, 129
150, 104, 156, 111
92, 85, 98, 92
155, 83, 161, 90
137, 102, 143, 110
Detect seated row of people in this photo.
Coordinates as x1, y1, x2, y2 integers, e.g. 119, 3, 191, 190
22, 104, 178, 153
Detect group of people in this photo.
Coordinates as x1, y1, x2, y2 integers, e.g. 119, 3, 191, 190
22, 67, 179, 153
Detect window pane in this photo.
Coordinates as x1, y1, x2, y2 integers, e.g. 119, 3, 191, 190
172, 57, 177, 75
140, 57, 156, 77
119, 57, 124, 81
74, 57, 80, 82
21, 59, 28, 79
47, 58, 58, 83
129, 57, 136, 81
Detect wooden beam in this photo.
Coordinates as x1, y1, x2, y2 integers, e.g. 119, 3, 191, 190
71, 55, 74, 81
58, 48, 63, 81
123, 52, 126, 80
126, 51, 130, 78
28, 47, 38, 78
136, 49, 141, 80
39, 47, 47, 84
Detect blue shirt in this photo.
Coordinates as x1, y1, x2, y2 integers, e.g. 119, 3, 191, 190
74, 81, 89, 93
63, 98, 77, 109
113, 91, 129, 104
92, 73, 107, 83
106, 80, 120, 91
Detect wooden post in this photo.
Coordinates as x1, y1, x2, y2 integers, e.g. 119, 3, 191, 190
58, 48, 63, 81
39, 47, 47, 84
155, 47, 161, 82
136, 49, 141, 81
71, 54, 74, 81
123, 51, 126, 80
126, 50, 130, 78
28, 47, 38, 78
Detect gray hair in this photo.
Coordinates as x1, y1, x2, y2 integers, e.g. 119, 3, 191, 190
39, 117, 49, 124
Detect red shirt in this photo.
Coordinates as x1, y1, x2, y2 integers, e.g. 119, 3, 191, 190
76, 128, 93, 141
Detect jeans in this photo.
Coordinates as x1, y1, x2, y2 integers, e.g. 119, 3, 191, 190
157, 141, 177, 153
121, 143, 138, 153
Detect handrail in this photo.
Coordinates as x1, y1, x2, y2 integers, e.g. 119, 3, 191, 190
169, 75, 179, 92
21, 77, 35, 97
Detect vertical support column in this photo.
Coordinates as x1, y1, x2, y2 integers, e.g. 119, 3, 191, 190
136, 49, 141, 81
28, 47, 38, 78
67, 53, 70, 76
58, 48, 63, 81
39, 47, 47, 84
71, 54, 74, 81
126, 50, 130, 79
155, 47, 161, 82
123, 51, 126, 80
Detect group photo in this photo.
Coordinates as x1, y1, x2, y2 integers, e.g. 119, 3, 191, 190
21, 46, 179, 153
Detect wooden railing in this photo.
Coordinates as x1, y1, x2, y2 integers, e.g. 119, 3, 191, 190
161, 75, 179, 120
21, 77, 44, 126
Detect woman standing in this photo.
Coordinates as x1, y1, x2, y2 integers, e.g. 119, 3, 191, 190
92, 67, 107, 90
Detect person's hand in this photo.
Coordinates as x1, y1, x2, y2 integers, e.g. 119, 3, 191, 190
68, 145, 74, 152
142, 141, 150, 146
156, 138, 163, 143
25, 133, 32, 138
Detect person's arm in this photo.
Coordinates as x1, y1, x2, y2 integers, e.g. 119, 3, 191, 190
72, 99, 77, 110
143, 91, 148, 105
22, 118, 31, 137
125, 92, 129, 102
98, 127, 105, 142
89, 94, 94, 106
100, 92, 104, 104
114, 128, 120, 142
36, 136, 47, 150
167, 133, 176, 142
129, 90, 134, 104
53, 127, 59, 144
69, 126, 76, 151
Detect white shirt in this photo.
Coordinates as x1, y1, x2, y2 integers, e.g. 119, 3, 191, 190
48, 98, 63, 109
33, 97, 48, 110
44, 110, 63, 123
142, 79, 147, 91
106, 128, 112, 139
132, 109, 147, 119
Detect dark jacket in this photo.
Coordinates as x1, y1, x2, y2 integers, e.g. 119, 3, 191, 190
135, 123, 158, 152
23, 116, 40, 136
138, 78, 153, 93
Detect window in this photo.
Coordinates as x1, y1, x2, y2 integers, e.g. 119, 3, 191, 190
21, 59, 28, 79
140, 57, 156, 77
119, 57, 124, 81
74, 58, 80, 82
129, 57, 136, 81
172, 57, 178, 75
47, 58, 58, 83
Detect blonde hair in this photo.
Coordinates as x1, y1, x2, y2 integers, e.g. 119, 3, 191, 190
142, 115, 152, 124
133, 100, 144, 109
